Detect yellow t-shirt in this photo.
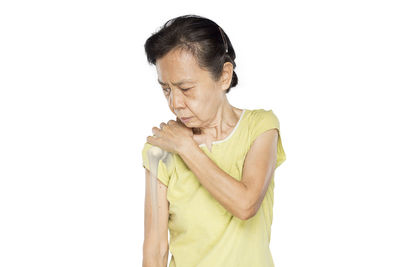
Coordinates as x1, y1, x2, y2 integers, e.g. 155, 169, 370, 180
142, 108, 286, 267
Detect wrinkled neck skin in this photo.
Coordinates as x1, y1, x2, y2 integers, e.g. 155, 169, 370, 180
192, 96, 242, 145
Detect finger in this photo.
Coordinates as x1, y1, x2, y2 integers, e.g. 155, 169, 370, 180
152, 127, 160, 135
146, 135, 155, 144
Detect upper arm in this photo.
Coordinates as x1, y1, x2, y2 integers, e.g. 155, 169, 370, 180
143, 167, 170, 255
241, 128, 279, 219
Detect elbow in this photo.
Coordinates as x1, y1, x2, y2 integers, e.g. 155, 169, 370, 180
142, 252, 167, 267
160, 244, 169, 260
238, 198, 256, 221
237, 184, 257, 220
142, 241, 169, 267
239, 205, 256, 220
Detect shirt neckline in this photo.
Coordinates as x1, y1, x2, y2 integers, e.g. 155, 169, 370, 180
198, 109, 247, 148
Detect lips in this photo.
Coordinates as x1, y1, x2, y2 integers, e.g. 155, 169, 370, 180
180, 116, 192, 123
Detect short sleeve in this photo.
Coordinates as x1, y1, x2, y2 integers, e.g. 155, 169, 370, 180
250, 109, 286, 168
141, 142, 174, 187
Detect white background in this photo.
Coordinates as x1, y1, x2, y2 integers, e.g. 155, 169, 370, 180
1, 0, 399, 266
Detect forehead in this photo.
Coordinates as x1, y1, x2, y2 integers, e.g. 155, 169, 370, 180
155, 48, 208, 84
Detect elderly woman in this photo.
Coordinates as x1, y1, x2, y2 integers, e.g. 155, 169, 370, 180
141, 15, 286, 267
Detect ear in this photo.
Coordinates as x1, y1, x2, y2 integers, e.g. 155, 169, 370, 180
218, 62, 234, 92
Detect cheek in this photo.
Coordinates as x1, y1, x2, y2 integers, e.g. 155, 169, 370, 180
185, 98, 203, 112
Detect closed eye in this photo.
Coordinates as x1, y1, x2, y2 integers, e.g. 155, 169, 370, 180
162, 87, 192, 92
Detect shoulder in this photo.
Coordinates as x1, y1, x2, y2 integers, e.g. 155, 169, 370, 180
247, 108, 280, 129
141, 141, 175, 187
244, 108, 280, 144
245, 108, 287, 168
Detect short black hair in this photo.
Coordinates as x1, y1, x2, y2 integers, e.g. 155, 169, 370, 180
144, 14, 238, 94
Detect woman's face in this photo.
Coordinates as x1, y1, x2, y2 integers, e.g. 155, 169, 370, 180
155, 48, 229, 128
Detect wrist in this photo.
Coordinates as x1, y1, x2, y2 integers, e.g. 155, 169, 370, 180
177, 138, 197, 157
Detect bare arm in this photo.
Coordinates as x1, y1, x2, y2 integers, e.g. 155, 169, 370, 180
142, 168, 170, 267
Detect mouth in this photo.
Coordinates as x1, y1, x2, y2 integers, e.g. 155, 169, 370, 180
180, 116, 192, 122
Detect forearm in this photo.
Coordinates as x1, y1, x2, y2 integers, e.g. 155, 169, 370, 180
178, 142, 249, 219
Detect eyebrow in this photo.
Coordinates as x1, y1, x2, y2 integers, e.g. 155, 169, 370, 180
157, 79, 196, 86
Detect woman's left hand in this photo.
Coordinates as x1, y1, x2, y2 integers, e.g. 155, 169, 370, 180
146, 117, 195, 155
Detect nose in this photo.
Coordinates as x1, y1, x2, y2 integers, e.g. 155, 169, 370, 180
169, 88, 186, 111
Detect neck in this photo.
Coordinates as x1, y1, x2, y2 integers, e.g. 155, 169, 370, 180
195, 101, 241, 141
